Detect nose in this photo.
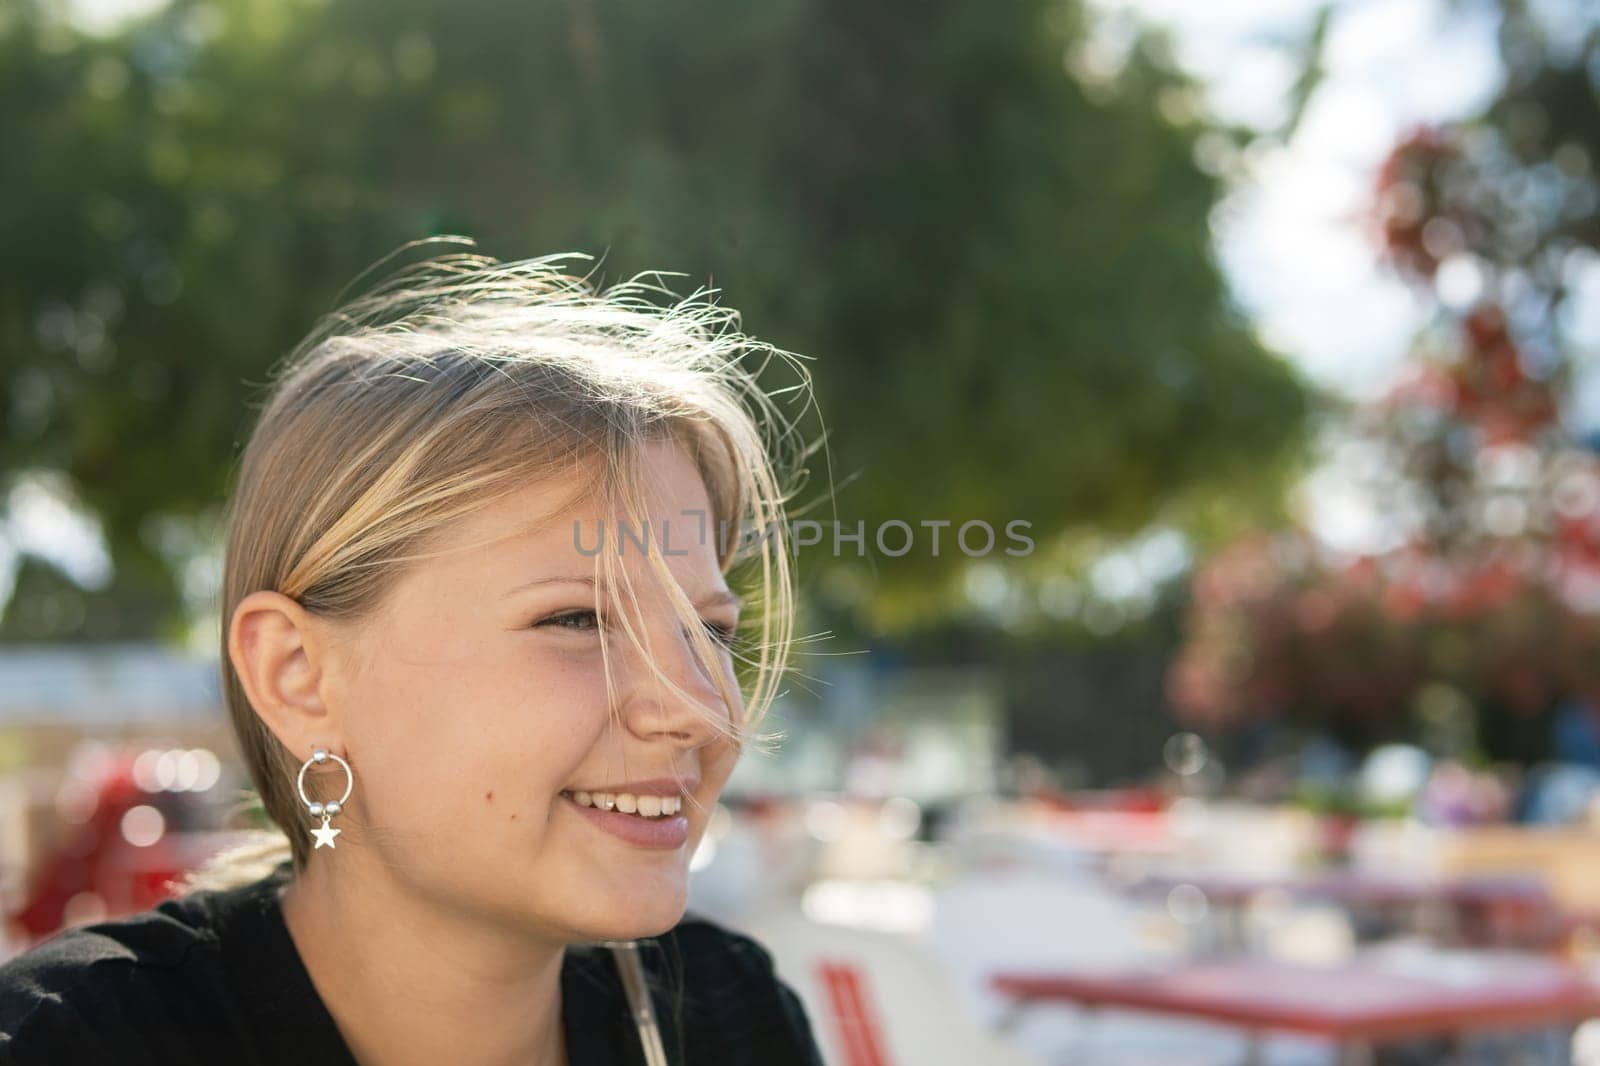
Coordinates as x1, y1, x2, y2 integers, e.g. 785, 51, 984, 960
615, 609, 735, 748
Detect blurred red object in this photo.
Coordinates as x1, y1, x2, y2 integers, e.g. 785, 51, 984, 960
11, 752, 190, 944
1028, 787, 1166, 814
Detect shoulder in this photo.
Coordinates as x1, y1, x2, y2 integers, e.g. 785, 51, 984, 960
647, 911, 824, 1066
0, 900, 218, 1012
0, 891, 237, 1061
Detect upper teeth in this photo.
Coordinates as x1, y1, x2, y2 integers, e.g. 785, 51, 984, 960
569, 791, 682, 817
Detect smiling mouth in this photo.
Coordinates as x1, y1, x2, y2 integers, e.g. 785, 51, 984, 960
559, 789, 683, 819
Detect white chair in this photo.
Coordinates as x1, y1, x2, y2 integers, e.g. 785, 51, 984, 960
737, 904, 1043, 1066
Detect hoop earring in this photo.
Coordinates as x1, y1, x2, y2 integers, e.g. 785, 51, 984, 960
296, 746, 353, 850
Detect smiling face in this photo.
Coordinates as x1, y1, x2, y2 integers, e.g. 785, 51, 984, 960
322, 437, 744, 942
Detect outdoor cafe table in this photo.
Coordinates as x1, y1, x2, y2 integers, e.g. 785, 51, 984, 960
990, 949, 1600, 1066
1126, 869, 1557, 949
1128, 869, 1551, 911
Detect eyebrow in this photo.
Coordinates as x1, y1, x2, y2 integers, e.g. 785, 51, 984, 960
500, 575, 743, 611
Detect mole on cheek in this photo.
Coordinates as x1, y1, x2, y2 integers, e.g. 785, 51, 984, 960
511, 812, 518, 820
485, 790, 494, 801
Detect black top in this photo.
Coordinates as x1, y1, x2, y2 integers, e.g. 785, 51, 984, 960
0, 862, 824, 1066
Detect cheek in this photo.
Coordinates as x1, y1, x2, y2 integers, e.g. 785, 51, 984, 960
346, 645, 611, 832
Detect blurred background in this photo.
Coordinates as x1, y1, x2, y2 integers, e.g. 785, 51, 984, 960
3, 0, 1600, 1062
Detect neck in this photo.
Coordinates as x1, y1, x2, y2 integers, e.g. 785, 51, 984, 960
279, 854, 569, 1066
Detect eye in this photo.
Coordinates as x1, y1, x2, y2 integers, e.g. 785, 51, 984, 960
701, 619, 737, 649
534, 609, 735, 648
535, 609, 601, 633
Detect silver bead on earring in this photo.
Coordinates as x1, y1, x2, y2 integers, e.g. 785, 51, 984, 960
297, 746, 353, 850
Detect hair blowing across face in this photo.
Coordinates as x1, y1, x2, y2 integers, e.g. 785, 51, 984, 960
187, 245, 817, 889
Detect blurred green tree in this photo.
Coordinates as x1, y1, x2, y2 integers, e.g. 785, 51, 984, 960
0, 0, 1310, 642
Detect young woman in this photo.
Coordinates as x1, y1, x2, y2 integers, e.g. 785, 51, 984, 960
0, 247, 826, 1065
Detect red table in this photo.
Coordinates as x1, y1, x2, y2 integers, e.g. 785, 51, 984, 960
1130, 870, 1551, 910
992, 950, 1600, 1065
1128, 870, 1560, 950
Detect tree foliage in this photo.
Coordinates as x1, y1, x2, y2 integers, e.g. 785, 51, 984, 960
0, 0, 1310, 641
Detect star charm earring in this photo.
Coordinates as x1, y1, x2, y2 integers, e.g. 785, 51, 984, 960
311, 818, 342, 849
297, 747, 353, 852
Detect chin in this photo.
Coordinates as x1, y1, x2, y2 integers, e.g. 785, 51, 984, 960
587, 897, 688, 942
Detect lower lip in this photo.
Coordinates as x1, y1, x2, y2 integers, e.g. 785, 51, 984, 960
562, 793, 690, 850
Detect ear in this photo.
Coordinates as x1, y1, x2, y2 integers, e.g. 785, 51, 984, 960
228, 590, 347, 759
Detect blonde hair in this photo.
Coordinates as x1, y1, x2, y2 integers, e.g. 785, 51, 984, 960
184, 243, 816, 890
